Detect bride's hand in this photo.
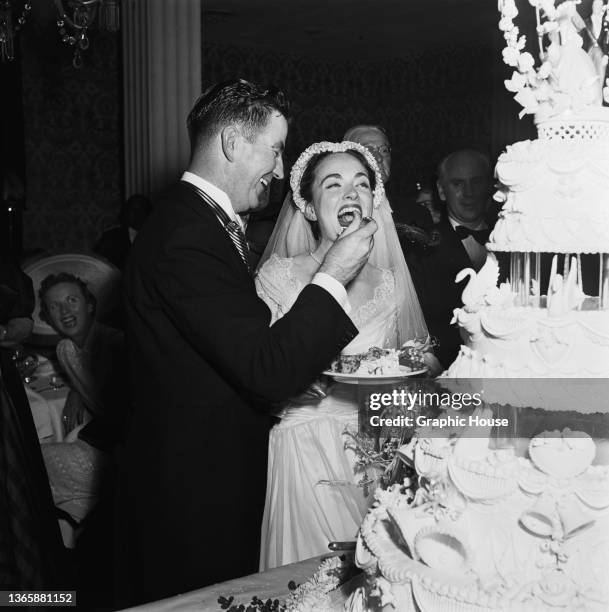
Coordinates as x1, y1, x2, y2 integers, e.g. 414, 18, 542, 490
290, 379, 328, 404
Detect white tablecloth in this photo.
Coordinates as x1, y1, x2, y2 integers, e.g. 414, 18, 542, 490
119, 554, 350, 612
25, 356, 69, 443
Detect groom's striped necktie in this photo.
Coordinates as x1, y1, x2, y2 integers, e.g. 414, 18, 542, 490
187, 183, 252, 275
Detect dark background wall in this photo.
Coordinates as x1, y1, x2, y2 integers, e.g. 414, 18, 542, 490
203, 41, 495, 204
19, 2, 121, 254
4, 1, 538, 253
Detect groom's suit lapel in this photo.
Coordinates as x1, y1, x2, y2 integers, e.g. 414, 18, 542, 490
177, 181, 254, 282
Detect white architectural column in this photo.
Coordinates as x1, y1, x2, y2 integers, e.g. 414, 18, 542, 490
122, 0, 201, 199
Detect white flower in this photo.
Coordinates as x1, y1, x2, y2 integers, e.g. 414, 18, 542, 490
505, 26, 520, 44
514, 88, 540, 116
516, 34, 527, 51
501, 0, 518, 20
493, 188, 508, 203
502, 46, 520, 67
505, 71, 528, 92
538, 60, 552, 79
527, 70, 539, 86
518, 51, 535, 72
499, 17, 514, 32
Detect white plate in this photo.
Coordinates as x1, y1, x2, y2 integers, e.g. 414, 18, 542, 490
322, 366, 427, 385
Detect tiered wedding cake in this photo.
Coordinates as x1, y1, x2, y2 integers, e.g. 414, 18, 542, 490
336, 2, 609, 610
445, 0, 609, 381
345, 423, 609, 612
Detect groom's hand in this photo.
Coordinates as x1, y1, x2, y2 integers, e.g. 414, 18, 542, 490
319, 213, 378, 286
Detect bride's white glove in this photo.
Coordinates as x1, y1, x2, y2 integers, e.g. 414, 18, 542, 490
290, 378, 329, 404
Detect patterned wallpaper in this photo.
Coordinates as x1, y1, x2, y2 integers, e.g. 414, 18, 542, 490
15, 21, 494, 252
19, 10, 121, 253
203, 42, 494, 201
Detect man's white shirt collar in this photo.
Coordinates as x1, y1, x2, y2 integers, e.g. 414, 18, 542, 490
181, 172, 246, 230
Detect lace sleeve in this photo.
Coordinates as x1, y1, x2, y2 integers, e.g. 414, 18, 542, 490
255, 254, 302, 325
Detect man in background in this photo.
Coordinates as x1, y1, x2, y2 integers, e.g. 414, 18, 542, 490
343, 124, 436, 250
406, 148, 499, 369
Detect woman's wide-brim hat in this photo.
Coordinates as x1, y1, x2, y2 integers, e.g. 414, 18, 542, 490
22, 251, 121, 344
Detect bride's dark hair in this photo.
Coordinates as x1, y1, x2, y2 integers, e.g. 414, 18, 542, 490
299, 149, 377, 204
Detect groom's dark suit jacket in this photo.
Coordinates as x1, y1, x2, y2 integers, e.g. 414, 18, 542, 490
406, 210, 506, 369
117, 181, 357, 606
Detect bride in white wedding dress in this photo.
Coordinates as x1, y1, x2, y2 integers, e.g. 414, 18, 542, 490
255, 141, 434, 570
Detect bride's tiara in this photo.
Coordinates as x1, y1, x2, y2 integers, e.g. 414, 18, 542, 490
289, 140, 386, 212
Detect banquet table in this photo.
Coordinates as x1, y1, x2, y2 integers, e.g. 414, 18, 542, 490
120, 554, 350, 611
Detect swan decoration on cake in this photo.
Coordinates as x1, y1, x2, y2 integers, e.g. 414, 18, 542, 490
451, 253, 514, 317
546, 254, 587, 317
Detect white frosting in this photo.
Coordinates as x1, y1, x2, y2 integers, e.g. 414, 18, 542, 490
347, 430, 609, 612
447, 305, 609, 378
489, 137, 609, 254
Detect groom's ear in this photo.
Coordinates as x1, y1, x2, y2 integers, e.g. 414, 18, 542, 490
303, 202, 317, 221
220, 126, 239, 162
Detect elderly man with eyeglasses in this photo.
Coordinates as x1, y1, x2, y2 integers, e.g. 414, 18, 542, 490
343, 124, 437, 251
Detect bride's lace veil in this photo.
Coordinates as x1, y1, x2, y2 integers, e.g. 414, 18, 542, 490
257, 141, 429, 346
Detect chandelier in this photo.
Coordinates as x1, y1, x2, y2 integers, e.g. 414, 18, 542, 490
0, 0, 119, 66
55, 0, 120, 68
0, 1, 31, 61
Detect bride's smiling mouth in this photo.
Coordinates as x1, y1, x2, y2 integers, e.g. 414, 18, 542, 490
337, 205, 362, 228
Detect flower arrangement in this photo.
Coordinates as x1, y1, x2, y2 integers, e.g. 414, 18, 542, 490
218, 555, 356, 612
284, 555, 353, 611
343, 429, 411, 496
499, 0, 608, 118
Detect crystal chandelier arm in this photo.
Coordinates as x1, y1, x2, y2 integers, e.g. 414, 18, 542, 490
54, 0, 100, 31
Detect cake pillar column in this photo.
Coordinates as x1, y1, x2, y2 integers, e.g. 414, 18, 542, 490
532, 252, 541, 306
524, 253, 531, 306
601, 254, 609, 309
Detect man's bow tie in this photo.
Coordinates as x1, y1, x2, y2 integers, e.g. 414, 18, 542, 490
454, 225, 490, 245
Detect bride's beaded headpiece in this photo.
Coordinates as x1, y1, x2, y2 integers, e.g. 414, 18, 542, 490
289, 141, 386, 212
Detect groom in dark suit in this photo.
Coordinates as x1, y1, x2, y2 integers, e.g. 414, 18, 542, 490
117, 79, 377, 606
406, 149, 498, 369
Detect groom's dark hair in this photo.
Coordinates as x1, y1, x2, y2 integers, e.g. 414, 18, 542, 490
187, 79, 291, 151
